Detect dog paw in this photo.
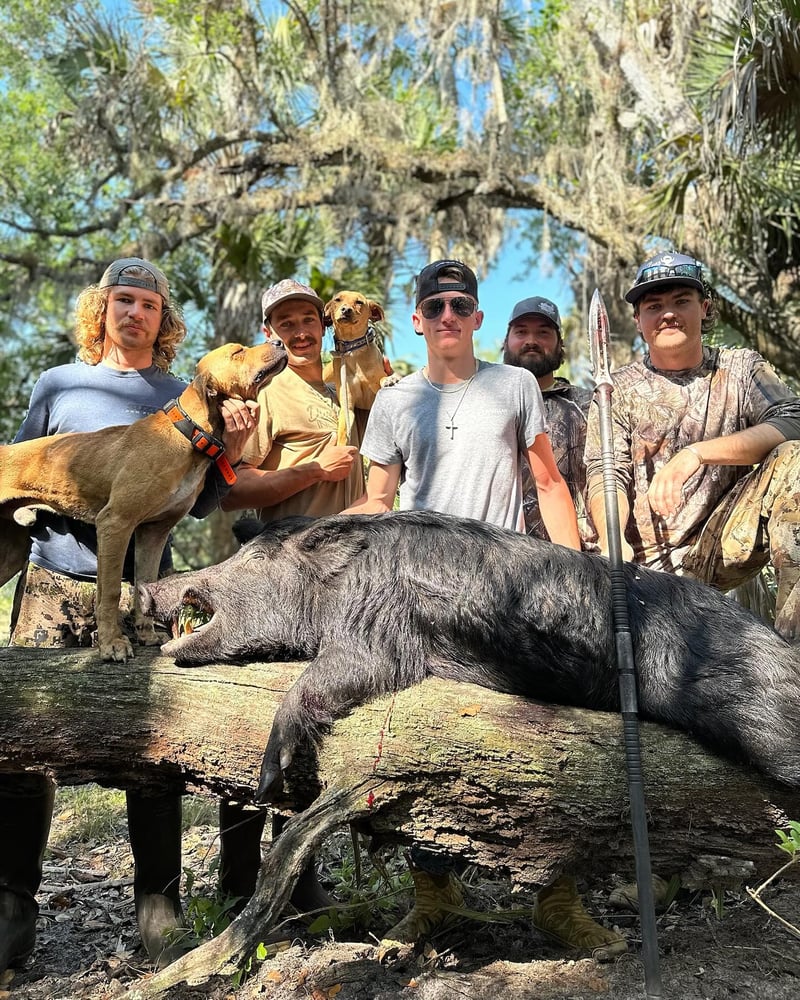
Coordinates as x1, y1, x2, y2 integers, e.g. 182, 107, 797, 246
100, 635, 135, 662
379, 374, 402, 389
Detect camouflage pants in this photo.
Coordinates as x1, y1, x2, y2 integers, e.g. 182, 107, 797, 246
10, 562, 136, 649
680, 440, 800, 641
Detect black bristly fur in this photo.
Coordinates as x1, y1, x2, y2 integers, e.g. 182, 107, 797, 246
140, 510, 800, 802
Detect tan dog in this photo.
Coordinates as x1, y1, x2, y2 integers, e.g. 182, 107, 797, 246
322, 290, 399, 445
0, 341, 286, 662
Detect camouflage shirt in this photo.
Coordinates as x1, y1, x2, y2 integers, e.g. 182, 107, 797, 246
584, 346, 800, 572
522, 377, 593, 542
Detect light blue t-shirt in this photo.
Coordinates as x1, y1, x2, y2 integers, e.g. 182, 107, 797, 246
361, 361, 547, 532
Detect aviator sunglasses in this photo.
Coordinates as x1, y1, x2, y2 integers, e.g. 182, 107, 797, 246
419, 295, 477, 319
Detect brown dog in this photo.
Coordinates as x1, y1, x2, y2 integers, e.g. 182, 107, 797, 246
322, 290, 399, 445
0, 341, 286, 661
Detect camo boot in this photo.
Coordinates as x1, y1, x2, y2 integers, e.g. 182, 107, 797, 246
0, 776, 54, 973
533, 875, 627, 961
383, 867, 465, 943
126, 788, 187, 969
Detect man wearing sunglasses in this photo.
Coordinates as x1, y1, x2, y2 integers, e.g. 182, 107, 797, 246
344, 260, 580, 944
585, 250, 800, 642
348, 260, 580, 549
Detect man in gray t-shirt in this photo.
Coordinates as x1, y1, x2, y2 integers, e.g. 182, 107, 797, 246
351, 260, 580, 547
346, 260, 581, 945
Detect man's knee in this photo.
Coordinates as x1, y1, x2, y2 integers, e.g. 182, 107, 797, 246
765, 439, 800, 486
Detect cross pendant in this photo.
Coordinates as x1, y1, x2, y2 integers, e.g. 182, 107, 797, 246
445, 421, 457, 439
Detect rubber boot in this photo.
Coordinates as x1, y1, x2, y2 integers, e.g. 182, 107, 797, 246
0, 774, 55, 973
218, 800, 267, 915
126, 788, 186, 969
272, 814, 334, 914
383, 867, 464, 943
533, 875, 627, 961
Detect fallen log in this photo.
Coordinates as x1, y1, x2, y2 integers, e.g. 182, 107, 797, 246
1, 645, 798, 994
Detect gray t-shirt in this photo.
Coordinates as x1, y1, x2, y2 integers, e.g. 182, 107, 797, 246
361, 361, 547, 531
13, 359, 224, 580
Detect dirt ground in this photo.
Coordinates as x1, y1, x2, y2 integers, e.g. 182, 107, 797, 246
3, 811, 800, 1000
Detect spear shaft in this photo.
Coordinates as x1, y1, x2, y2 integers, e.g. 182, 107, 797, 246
589, 289, 662, 997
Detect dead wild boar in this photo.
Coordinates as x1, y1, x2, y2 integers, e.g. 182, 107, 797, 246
140, 510, 800, 803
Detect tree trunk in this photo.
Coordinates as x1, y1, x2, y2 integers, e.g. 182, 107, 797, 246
2, 646, 797, 994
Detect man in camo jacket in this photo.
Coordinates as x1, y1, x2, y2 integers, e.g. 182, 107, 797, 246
585, 250, 800, 642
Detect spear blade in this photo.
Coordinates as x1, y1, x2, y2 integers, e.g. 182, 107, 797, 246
588, 288, 612, 387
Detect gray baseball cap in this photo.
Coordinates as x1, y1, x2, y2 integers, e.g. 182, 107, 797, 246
99, 257, 170, 300
507, 296, 561, 332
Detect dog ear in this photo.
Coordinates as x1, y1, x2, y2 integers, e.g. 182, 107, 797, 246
368, 301, 385, 323
323, 300, 334, 327
193, 369, 219, 398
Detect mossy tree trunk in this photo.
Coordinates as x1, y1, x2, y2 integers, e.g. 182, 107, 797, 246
1, 646, 797, 994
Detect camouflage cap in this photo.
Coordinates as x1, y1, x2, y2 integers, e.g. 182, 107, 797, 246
261, 279, 324, 323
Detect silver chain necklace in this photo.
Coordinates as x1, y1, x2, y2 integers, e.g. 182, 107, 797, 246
422, 359, 479, 439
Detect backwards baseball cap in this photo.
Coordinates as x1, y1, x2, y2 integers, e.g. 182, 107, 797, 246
507, 296, 561, 332
261, 278, 324, 324
415, 259, 479, 305
99, 257, 169, 300
624, 251, 706, 305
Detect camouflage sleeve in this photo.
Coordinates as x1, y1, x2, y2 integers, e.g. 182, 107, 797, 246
745, 354, 800, 439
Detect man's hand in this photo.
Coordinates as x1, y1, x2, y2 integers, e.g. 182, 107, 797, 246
219, 399, 259, 464
646, 449, 702, 519
315, 440, 360, 482
340, 494, 392, 515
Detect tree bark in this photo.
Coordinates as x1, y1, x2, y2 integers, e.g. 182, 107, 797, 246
2, 645, 797, 993
2, 645, 796, 882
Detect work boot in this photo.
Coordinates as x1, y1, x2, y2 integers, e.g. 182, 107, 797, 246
126, 788, 186, 969
218, 800, 267, 915
0, 890, 39, 971
0, 775, 55, 973
608, 873, 672, 912
271, 813, 334, 915
533, 875, 627, 961
383, 867, 464, 943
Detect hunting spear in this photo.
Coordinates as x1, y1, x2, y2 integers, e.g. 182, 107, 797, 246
588, 288, 662, 997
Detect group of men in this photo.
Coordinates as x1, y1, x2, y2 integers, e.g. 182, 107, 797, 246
2, 250, 799, 974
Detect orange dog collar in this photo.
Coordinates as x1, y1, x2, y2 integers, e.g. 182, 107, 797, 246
163, 398, 237, 486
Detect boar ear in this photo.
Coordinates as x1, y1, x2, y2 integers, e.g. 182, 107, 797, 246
295, 521, 370, 583
233, 517, 264, 545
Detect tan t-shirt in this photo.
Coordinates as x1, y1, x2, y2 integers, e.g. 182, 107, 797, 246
241, 366, 367, 522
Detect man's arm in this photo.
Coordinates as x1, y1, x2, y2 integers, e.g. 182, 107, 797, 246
341, 461, 401, 514
647, 424, 787, 519
587, 476, 634, 561
527, 434, 581, 550
220, 441, 360, 512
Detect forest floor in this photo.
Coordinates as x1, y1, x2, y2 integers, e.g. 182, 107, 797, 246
3, 788, 800, 1000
